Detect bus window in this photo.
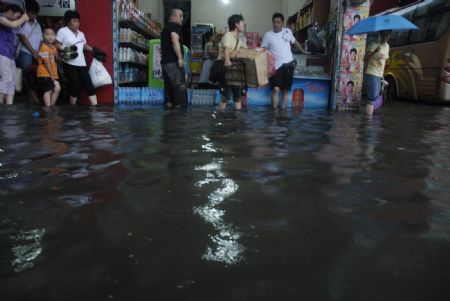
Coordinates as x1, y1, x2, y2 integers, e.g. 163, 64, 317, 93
409, 17, 428, 43
390, 10, 414, 47
415, 0, 450, 17
426, 10, 450, 41
391, 30, 410, 47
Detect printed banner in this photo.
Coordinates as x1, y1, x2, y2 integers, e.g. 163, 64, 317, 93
246, 78, 330, 109
37, 0, 76, 17
337, 0, 370, 111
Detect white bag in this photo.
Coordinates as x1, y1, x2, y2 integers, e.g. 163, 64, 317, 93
15, 68, 22, 93
89, 58, 112, 88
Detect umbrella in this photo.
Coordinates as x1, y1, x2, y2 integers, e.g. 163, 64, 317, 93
346, 15, 418, 35
1, 0, 26, 12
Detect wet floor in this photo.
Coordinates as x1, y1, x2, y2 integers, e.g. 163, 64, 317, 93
0, 102, 450, 300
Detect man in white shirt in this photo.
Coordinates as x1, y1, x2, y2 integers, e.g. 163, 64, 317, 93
262, 13, 309, 110
16, 0, 42, 103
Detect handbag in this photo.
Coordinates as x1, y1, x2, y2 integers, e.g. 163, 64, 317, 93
209, 59, 224, 83
209, 35, 240, 83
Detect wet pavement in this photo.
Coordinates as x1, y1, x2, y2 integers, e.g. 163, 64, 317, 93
0, 102, 450, 300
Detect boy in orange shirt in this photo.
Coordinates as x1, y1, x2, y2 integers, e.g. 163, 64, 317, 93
37, 27, 61, 106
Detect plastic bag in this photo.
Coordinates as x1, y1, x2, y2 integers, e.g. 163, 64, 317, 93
15, 68, 22, 93
89, 58, 112, 88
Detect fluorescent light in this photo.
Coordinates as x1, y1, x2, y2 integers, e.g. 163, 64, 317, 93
222, 0, 230, 4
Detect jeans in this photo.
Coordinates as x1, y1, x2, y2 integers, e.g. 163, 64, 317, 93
162, 62, 188, 107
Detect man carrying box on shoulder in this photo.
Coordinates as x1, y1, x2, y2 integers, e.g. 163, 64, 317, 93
262, 13, 309, 110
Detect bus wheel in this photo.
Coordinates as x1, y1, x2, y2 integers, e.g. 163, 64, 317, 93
385, 76, 397, 103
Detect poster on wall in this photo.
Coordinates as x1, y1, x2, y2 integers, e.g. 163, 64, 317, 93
337, 0, 370, 111
37, 0, 76, 16
149, 39, 163, 88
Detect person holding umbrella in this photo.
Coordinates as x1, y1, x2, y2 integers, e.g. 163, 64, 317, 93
364, 29, 391, 115
346, 14, 418, 115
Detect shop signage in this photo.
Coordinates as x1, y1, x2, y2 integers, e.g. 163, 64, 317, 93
37, 0, 76, 17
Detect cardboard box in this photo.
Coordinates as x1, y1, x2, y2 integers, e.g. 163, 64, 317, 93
235, 49, 269, 88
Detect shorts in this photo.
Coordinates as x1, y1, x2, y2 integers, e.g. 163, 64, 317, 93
270, 61, 295, 91
0, 55, 16, 95
38, 77, 57, 93
221, 86, 242, 102
364, 73, 382, 104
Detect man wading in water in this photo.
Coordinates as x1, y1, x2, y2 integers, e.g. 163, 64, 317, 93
160, 8, 188, 108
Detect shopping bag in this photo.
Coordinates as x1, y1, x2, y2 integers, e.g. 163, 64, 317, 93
15, 67, 22, 93
89, 58, 112, 88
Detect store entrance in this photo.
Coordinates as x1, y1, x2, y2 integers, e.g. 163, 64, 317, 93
163, 0, 191, 48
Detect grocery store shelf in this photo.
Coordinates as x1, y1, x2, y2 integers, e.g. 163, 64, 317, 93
119, 19, 160, 39
119, 41, 148, 53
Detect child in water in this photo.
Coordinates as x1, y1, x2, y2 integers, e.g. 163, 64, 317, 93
37, 27, 61, 106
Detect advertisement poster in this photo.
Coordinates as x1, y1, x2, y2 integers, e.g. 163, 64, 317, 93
148, 39, 163, 88
337, 0, 370, 111
246, 78, 330, 109
37, 0, 76, 16
152, 44, 162, 80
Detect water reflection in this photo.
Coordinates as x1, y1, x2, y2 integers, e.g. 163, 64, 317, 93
194, 135, 243, 265
10, 228, 46, 273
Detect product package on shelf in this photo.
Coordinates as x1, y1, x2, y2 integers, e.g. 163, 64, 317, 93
118, 0, 160, 38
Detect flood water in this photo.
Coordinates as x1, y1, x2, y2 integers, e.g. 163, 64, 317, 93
1, 102, 450, 300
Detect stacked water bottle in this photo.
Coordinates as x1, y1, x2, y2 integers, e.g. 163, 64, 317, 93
190, 89, 221, 106
118, 47, 148, 65
117, 87, 164, 104
119, 28, 148, 50
118, 64, 148, 83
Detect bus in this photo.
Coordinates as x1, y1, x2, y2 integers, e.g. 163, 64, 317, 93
379, 0, 450, 103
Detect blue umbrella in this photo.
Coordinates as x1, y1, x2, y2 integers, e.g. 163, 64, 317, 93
346, 14, 418, 35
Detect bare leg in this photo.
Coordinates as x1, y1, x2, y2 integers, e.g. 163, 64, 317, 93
5, 94, 14, 105
51, 81, 61, 106
272, 87, 280, 109
29, 89, 39, 104
281, 90, 289, 110
219, 97, 228, 111
0, 93, 5, 104
43, 91, 52, 107
70, 96, 77, 105
88, 95, 98, 106
366, 103, 374, 115
233, 97, 242, 110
